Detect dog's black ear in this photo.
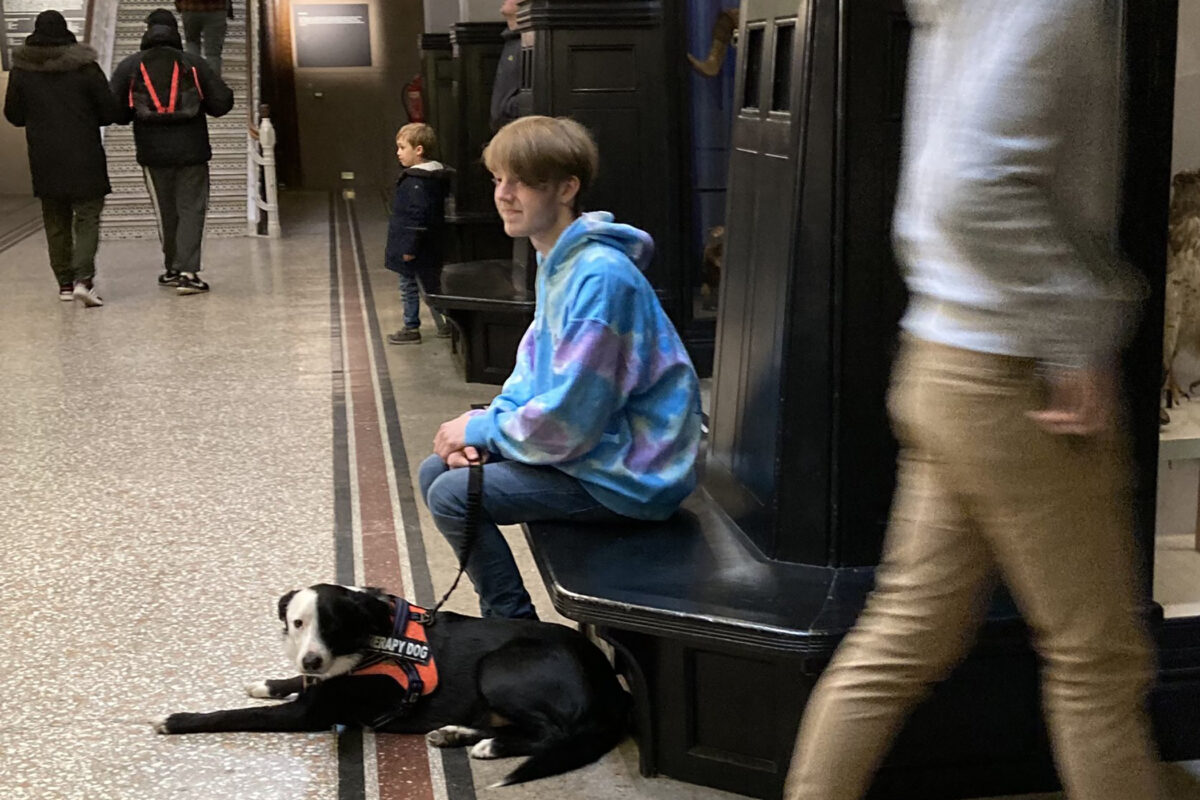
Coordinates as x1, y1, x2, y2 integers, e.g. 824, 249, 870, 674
350, 589, 393, 632
277, 590, 299, 622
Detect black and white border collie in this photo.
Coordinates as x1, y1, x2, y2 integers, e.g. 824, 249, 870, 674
152, 584, 631, 786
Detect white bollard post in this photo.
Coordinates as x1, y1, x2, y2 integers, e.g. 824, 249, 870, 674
246, 133, 258, 236
258, 117, 281, 239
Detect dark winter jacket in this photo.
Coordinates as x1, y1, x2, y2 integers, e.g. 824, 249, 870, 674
3, 43, 119, 200
489, 28, 521, 132
109, 22, 234, 167
385, 161, 452, 276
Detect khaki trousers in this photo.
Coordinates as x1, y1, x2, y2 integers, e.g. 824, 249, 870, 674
784, 337, 1157, 800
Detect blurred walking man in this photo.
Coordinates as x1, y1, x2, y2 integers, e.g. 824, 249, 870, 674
784, 2, 1159, 799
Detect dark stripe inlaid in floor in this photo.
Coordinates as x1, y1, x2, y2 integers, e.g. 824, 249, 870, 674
337, 193, 437, 800
345, 196, 479, 800
332, 193, 369, 800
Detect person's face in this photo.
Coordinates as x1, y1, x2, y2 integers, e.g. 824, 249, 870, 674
491, 170, 564, 241
500, 0, 518, 20
492, 170, 559, 239
396, 138, 422, 167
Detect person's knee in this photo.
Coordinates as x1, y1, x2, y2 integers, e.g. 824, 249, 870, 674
418, 453, 448, 502
424, 465, 469, 523
828, 607, 974, 690
1041, 634, 1155, 697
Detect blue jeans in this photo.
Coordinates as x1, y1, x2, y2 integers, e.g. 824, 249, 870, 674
399, 271, 445, 332
419, 453, 627, 618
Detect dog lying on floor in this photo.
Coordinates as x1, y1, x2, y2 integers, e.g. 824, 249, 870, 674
152, 583, 631, 786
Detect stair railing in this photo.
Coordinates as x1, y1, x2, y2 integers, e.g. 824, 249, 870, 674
249, 104, 282, 237
244, 0, 280, 237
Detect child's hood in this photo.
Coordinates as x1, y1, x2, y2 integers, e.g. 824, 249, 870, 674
542, 211, 654, 276
402, 161, 450, 177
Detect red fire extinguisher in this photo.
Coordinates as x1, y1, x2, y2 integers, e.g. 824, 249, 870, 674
403, 74, 426, 123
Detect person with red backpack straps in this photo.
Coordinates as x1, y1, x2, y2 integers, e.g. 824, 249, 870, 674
109, 8, 232, 295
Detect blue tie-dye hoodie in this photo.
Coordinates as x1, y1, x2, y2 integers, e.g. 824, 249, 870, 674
463, 212, 702, 520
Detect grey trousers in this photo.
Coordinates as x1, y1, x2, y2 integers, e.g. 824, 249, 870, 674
41, 196, 104, 286
143, 163, 210, 274
182, 10, 228, 76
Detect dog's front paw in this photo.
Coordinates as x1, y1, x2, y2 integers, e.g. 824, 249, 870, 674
151, 715, 175, 734
246, 676, 305, 699
245, 681, 271, 699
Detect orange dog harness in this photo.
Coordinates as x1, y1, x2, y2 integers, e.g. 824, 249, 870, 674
351, 596, 438, 726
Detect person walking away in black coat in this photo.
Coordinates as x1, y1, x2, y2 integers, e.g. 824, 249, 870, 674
109, 8, 233, 296
3, 10, 120, 307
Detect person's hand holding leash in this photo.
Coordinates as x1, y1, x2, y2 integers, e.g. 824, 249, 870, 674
434, 411, 471, 458
1027, 365, 1116, 436
434, 411, 475, 460
446, 447, 486, 469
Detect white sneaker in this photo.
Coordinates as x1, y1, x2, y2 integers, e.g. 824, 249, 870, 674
73, 281, 104, 308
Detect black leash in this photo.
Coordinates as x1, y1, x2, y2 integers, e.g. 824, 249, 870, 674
425, 459, 483, 623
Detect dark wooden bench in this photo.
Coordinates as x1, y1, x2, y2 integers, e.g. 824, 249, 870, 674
441, 211, 512, 264
427, 259, 534, 385
523, 489, 1064, 800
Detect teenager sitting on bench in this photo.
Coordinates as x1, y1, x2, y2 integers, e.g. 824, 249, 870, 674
418, 115, 703, 619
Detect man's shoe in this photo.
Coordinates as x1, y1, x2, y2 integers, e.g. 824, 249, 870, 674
158, 269, 181, 287
176, 273, 210, 295
435, 324, 452, 339
73, 280, 103, 308
387, 328, 421, 345
58, 284, 74, 301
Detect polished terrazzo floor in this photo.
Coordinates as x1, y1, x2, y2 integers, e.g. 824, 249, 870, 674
2, 191, 1198, 800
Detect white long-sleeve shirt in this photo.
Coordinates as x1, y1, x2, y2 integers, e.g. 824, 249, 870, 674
893, 0, 1143, 369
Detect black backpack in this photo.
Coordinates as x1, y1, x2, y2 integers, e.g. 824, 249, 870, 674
128, 49, 203, 123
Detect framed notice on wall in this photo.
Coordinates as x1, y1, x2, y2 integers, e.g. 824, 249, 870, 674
1, 0, 85, 71
293, 3, 371, 68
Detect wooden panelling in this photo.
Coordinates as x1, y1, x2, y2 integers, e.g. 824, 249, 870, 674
521, 2, 686, 324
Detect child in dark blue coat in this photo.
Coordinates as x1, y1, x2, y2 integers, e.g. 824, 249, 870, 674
385, 123, 452, 345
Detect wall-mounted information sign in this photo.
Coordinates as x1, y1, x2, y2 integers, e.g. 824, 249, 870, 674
1, 0, 85, 71
294, 3, 371, 68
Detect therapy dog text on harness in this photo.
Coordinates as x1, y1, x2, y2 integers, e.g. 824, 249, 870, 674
347, 596, 439, 728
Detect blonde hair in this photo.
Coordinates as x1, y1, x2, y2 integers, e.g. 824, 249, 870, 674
396, 122, 437, 157
482, 116, 598, 212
